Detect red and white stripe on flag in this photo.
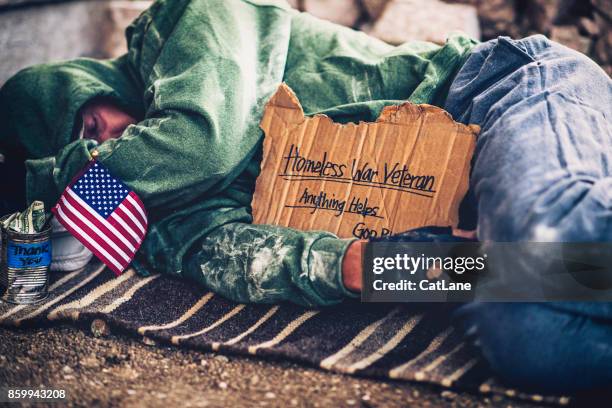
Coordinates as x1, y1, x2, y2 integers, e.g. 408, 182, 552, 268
52, 160, 148, 275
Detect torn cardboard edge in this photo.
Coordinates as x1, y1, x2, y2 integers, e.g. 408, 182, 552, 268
252, 83, 479, 239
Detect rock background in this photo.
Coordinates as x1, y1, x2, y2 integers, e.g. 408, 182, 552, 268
0, 0, 609, 86
446, 0, 611, 75
292, 0, 611, 75
0, 0, 151, 84
288, 0, 481, 43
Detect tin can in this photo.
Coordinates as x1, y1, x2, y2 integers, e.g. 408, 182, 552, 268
0, 215, 52, 304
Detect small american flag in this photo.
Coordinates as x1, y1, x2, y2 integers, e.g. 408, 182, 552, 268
52, 160, 148, 275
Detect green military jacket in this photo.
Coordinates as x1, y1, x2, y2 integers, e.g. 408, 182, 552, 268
0, 0, 476, 306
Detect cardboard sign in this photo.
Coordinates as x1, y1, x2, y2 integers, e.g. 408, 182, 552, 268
252, 84, 479, 240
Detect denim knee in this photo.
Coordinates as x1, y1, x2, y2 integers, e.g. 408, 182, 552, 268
456, 304, 549, 391
455, 303, 612, 394
446, 34, 612, 242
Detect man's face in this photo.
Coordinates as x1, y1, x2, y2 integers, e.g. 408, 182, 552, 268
81, 99, 138, 143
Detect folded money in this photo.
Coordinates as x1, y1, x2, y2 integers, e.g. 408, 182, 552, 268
1, 201, 48, 233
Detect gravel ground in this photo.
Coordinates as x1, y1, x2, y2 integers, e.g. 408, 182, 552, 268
0, 324, 549, 408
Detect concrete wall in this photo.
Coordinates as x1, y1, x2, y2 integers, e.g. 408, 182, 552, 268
0, 0, 150, 85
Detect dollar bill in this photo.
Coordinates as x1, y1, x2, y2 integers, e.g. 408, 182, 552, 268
2, 201, 47, 233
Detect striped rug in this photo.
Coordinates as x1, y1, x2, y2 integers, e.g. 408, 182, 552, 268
0, 260, 567, 405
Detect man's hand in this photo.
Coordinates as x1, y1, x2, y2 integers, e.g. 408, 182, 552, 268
342, 240, 365, 293
341, 229, 475, 294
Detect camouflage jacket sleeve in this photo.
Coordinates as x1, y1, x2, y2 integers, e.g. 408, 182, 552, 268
182, 222, 358, 307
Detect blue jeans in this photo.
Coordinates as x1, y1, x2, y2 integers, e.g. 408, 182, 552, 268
444, 36, 612, 394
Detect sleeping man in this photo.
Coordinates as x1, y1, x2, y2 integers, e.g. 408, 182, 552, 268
1, 0, 611, 394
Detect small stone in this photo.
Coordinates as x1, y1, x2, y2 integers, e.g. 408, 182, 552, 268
346, 399, 356, 405
200, 359, 208, 367
362, 393, 371, 401
63, 375, 75, 380
117, 367, 140, 381
91, 319, 111, 337
290, 399, 299, 406
265, 392, 276, 399
142, 336, 156, 346
80, 356, 100, 369
218, 381, 228, 390
250, 375, 260, 385
62, 365, 74, 374
441, 390, 457, 400
214, 355, 229, 363
412, 389, 420, 398
127, 389, 136, 396
156, 393, 167, 399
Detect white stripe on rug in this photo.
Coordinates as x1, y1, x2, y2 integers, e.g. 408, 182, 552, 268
138, 292, 214, 335
48, 269, 136, 320
344, 314, 423, 374
248, 310, 319, 355
171, 304, 245, 345
212, 305, 280, 351
441, 357, 479, 386
320, 308, 400, 370
12, 263, 107, 326
414, 342, 465, 381
100, 274, 159, 314
388, 327, 454, 379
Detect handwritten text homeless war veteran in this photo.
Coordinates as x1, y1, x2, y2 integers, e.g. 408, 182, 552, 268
281, 144, 436, 237
251, 83, 479, 239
